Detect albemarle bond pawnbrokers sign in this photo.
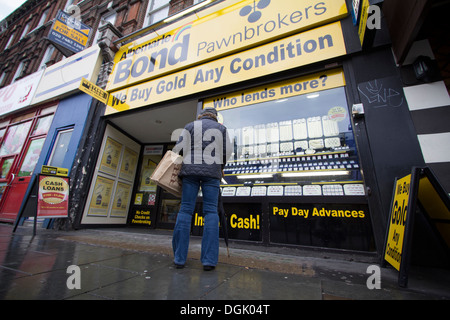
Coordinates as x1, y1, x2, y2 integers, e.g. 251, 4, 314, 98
106, 0, 348, 92
106, 19, 347, 115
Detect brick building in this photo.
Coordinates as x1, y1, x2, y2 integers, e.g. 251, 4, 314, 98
0, 0, 199, 88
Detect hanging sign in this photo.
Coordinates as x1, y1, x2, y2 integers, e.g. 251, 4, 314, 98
37, 175, 70, 218
48, 10, 91, 53
79, 78, 109, 104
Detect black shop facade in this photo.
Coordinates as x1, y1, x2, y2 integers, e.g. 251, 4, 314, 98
73, 0, 427, 256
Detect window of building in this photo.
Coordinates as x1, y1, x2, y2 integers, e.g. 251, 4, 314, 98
0, 72, 5, 87
19, 23, 30, 40
12, 61, 25, 82
35, 8, 49, 29
47, 128, 74, 168
144, 0, 170, 26
4, 33, 15, 50
64, 0, 77, 10
39, 45, 56, 70
92, 12, 117, 44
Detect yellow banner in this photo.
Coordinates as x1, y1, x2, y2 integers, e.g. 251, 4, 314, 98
385, 174, 411, 271
203, 68, 345, 111
106, 21, 346, 115
106, 0, 348, 92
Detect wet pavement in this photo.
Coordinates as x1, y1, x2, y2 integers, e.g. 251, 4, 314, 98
1, 223, 449, 302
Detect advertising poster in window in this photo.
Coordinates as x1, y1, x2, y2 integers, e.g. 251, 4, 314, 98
99, 137, 122, 176
87, 175, 114, 216
37, 175, 69, 218
111, 181, 132, 217
119, 147, 138, 181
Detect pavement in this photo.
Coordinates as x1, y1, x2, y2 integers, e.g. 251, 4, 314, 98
1, 222, 449, 304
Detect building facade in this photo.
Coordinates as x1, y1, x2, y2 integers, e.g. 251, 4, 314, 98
0, 0, 192, 224
0, 0, 449, 259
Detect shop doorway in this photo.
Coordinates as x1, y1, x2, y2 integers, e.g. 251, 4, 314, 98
0, 108, 56, 222
128, 143, 181, 229
80, 100, 198, 227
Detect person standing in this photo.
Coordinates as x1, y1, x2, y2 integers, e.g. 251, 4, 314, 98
172, 108, 231, 271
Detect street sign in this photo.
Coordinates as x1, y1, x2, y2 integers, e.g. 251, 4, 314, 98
79, 78, 109, 104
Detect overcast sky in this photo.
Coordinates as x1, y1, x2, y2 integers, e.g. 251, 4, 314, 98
0, 0, 28, 22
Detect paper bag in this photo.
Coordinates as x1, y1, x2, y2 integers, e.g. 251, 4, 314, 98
150, 150, 183, 198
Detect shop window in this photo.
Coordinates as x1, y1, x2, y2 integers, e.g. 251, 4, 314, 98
31, 114, 54, 136
217, 86, 364, 197
0, 121, 32, 157
0, 157, 15, 179
18, 138, 45, 177
47, 128, 73, 168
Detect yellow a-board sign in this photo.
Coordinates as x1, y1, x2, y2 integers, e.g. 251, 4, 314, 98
79, 78, 109, 104
383, 167, 450, 288
384, 174, 411, 271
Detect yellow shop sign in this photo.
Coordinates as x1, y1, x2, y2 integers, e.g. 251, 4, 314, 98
203, 68, 346, 111
106, 21, 346, 115
106, 0, 348, 91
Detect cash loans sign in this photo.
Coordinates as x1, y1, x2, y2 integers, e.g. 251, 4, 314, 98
106, 0, 347, 92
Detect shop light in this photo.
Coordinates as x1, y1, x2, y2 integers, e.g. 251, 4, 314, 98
164, 0, 214, 23
281, 170, 350, 178
236, 174, 274, 180
306, 93, 320, 99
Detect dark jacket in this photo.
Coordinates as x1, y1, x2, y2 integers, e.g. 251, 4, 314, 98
174, 116, 231, 180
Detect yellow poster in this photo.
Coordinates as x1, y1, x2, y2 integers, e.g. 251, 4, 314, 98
87, 176, 114, 216
384, 174, 411, 271
119, 147, 138, 181
99, 137, 122, 175
111, 182, 132, 217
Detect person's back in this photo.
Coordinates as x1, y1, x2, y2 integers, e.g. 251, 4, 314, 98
172, 108, 231, 271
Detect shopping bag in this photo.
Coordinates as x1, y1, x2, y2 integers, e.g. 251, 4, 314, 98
150, 150, 183, 198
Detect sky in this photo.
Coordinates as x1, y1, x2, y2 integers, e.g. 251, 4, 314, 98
0, 0, 28, 22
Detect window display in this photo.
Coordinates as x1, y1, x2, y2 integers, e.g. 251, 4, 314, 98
218, 86, 364, 197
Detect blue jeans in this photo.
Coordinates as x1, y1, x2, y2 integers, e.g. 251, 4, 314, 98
172, 176, 220, 266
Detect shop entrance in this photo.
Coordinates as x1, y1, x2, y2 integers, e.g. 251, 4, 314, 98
127, 143, 180, 229
79, 100, 198, 227
0, 107, 56, 222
